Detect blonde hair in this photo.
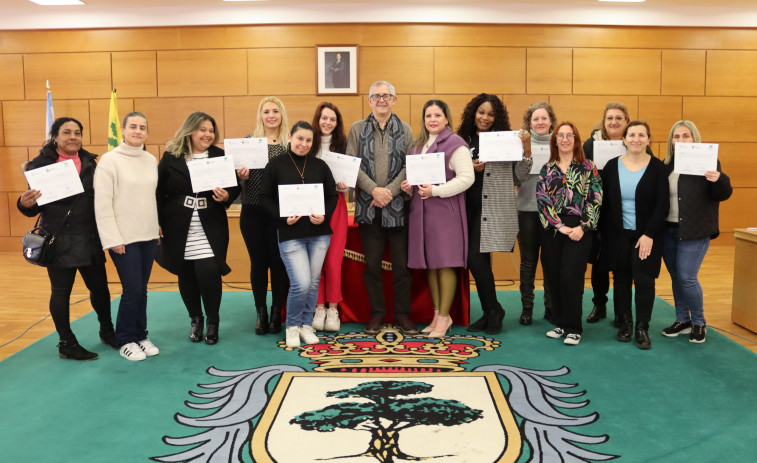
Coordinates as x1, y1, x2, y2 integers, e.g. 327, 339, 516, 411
664, 120, 701, 165
253, 96, 288, 146
166, 112, 219, 161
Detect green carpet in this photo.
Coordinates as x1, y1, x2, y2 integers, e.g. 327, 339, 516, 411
1, 290, 755, 462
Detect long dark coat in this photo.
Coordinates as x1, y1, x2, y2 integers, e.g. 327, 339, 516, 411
155, 145, 240, 276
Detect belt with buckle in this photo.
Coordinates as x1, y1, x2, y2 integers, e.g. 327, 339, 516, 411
183, 196, 207, 210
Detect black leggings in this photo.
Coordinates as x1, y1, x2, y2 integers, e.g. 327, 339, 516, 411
178, 258, 222, 323
47, 263, 112, 342
240, 204, 287, 309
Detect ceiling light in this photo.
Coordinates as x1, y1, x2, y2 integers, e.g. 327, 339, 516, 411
29, 0, 84, 5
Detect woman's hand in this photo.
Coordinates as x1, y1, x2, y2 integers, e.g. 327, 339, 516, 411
418, 184, 433, 199
310, 214, 325, 225
519, 129, 532, 158
287, 215, 301, 225
400, 179, 413, 195
704, 170, 720, 183
109, 245, 126, 255
636, 235, 653, 260
237, 167, 250, 181
472, 159, 486, 173
336, 181, 348, 191
567, 226, 584, 241
19, 189, 41, 208
212, 187, 229, 203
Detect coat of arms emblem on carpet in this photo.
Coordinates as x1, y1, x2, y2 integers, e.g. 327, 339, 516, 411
152, 330, 618, 462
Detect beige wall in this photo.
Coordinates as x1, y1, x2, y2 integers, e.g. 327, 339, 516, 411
2, 23, 755, 281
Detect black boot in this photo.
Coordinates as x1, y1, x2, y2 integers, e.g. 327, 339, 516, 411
485, 307, 505, 335
99, 325, 117, 349
467, 310, 488, 332
189, 316, 204, 342
268, 306, 282, 334
519, 308, 533, 326
544, 308, 557, 324
58, 339, 98, 361
255, 306, 269, 335
205, 321, 219, 345
586, 304, 607, 323
635, 323, 651, 350
616, 321, 633, 342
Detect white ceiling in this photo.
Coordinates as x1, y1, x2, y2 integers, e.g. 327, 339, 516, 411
1, 0, 756, 30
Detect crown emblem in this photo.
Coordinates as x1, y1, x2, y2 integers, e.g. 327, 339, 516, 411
277, 327, 500, 373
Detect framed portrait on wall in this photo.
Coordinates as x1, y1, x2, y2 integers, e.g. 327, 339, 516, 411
316, 45, 358, 95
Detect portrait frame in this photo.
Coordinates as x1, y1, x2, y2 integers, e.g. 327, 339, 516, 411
316, 45, 359, 95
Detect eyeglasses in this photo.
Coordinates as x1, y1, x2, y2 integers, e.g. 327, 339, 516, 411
369, 94, 394, 102
556, 133, 575, 140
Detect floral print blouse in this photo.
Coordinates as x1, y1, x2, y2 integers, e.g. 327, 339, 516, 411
536, 159, 603, 230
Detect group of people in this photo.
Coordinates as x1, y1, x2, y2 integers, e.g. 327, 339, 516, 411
18, 79, 732, 359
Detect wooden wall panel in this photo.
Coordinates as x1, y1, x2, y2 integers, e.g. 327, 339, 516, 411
683, 97, 757, 142
88, 98, 135, 149
359, 47, 433, 95
0, 148, 32, 192
408, 94, 482, 134
502, 95, 550, 126
112, 52, 158, 98
718, 143, 757, 188
0, 29, 180, 54
549, 95, 640, 137
2, 99, 90, 146
9, 191, 37, 236
133, 97, 225, 147
706, 51, 757, 97
662, 50, 705, 96
157, 50, 248, 97
0, 55, 24, 100
248, 48, 315, 96
527, 48, 572, 95
24, 53, 111, 100
719, 189, 757, 234
434, 48, 526, 95
573, 49, 661, 95
0, 194, 10, 236
638, 96, 683, 141
0, 104, 4, 147
222, 96, 259, 140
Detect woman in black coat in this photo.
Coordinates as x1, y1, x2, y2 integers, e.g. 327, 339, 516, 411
156, 112, 240, 345
599, 121, 668, 349
17, 117, 113, 361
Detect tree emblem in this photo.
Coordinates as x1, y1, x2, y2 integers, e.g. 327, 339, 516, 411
290, 380, 482, 462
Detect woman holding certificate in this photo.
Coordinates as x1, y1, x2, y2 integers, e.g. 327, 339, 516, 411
598, 121, 668, 349
457, 93, 531, 334
261, 121, 338, 348
401, 100, 474, 338
94, 112, 161, 361
156, 112, 240, 345
536, 122, 602, 346
660, 121, 732, 344
17, 117, 114, 361
517, 102, 557, 326
311, 102, 349, 333
237, 96, 289, 336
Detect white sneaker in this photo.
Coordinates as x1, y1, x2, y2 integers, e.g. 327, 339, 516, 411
312, 307, 326, 331
285, 326, 301, 348
138, 338, 160, 356
564, 333, 581, 345
120, 342, 146, 361
324, 308, 341, 332
299, 325, 320, 345
546, 327, 566, 339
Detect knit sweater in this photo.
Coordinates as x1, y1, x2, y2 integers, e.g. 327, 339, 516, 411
516, 130, 551, 212
94, 143, 160, 249
420, 133, 474, 198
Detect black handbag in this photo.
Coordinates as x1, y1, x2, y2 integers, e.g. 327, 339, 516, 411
21, 196, 81, 266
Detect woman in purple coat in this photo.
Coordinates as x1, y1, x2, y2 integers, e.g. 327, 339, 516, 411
401, 100, 474, 338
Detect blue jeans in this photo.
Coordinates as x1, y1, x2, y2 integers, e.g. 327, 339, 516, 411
278, 234, 330, 328
110, 240, 158, 347
662, 226, 709, 326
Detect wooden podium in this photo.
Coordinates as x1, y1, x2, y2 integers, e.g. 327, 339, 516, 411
732, 229, 757, 333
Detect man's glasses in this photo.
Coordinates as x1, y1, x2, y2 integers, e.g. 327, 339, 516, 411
369, 94, 394, 102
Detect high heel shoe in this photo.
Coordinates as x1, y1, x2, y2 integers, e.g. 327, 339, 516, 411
205, 322, 219, 345
586, 304, 607, 323
422, 309, 439, 334
255, 306, 268, 336
189, 316, 204, 342
428, 315, 452, 338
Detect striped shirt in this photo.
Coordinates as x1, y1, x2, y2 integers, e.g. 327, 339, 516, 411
184, 151, 215, 260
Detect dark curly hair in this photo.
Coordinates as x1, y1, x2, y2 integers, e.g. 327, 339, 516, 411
456, 93, 511, 145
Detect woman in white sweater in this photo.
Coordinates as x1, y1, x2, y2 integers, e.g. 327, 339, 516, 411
94, 112, 161, 362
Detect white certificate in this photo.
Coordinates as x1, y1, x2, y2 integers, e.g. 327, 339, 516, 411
478, 131, 523, 162
278, 183, 325, 217
593, 140, 626, 169
406, 152, 446, 186
224, 138, 268, 169
674, 143, 719, 176
529, 144, 551, 175
320, 151, 360, 188
186, 156, 238, 193
24, 159, 84, 206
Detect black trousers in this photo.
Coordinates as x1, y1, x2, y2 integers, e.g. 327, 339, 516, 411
517, 211, 553, 312
240, 204, 287, 309
540, 224, 593, 335
612, 229, 655, 328
590, 232, 610, 307
47, 263, 112, 342
358, 209, 411, 319
178, 258, 222, 324
466, 207, 503, 313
